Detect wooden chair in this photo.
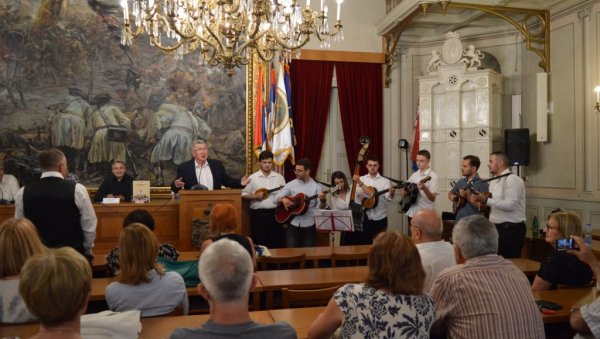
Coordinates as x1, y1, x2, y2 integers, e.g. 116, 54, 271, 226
281, 285, 341, 308
331, 252, 368, 267
261, 254, 306, 271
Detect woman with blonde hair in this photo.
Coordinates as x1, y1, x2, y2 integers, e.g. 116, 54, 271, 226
309, 231, 434, 338
200, 203, 256, 267
19, 247, 91, 338
0, 218, 47, 323
105, 223, 188, 317
531, 211, 593, 291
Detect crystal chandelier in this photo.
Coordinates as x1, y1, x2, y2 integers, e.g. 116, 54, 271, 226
120, 0, 344, 72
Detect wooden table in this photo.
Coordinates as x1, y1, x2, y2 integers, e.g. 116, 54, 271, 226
0, 311, 274, 339
90, 277, 263, 302
270, 306, 325, 339
93, 245, 372, 270
533, 287, 596, 324
509, 258, 541, 277
257, 266, 367, 308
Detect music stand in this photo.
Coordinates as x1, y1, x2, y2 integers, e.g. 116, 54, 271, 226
314, 209, 354, 249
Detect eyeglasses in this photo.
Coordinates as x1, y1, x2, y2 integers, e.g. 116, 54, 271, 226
545, 224, 559, 230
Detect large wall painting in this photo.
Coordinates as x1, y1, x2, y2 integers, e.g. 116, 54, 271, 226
0, 0, 247, 188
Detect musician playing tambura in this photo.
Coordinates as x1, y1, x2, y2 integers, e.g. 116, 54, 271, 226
275, 158, 323, 248
470, 151, 526, 259
447, 155, 489, 222
402, 150, 439, 226
354, 156, 396, 245
242, 150, 286, 249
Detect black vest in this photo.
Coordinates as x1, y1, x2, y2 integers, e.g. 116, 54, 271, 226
23, 177, 84, 254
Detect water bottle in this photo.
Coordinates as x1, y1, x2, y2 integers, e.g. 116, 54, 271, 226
585, 223, 593, 247
531, 215, 539, 239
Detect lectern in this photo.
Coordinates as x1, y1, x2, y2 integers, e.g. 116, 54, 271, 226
178, 190, 244, 251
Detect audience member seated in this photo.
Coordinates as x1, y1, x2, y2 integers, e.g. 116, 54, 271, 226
94, 160, 133, 202
430, 215, 544, 338
568, 235, 600, 338
0, 218, 47, 323
105, 209, 179, 275
169, 238, 297, 339
531, 211, 593, 291
410, 209, 456, 292
200, 203, 256, 267
18, 247, 91, 339
0, 161, 19, 203
309, 231, 434, 339
105, 223, 188, 317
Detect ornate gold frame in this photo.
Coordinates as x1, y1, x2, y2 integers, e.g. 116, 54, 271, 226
383, 1, 550, 85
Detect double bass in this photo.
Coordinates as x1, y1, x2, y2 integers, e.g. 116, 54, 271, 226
348, 136, 370, 232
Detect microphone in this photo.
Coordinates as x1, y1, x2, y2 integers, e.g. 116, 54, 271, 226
191, 184, 208, 190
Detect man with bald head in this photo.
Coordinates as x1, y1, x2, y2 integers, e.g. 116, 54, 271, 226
410, 209, 455, 292
470, 151, 526, 258
15, 148, 97, 259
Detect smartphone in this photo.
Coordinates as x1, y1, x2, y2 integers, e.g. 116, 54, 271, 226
555, 238, 575, 251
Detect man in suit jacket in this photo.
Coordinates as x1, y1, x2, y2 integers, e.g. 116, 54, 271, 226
171, 139, 249, 192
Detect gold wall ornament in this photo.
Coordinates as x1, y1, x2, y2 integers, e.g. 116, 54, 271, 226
120, 0, 344, 74
381, 1, 550, 85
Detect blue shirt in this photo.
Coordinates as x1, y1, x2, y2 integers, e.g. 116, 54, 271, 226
450, 174, 489, 221
275, 178, 323, 227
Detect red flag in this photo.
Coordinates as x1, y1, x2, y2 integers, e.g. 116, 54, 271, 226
410, 105, 420, 171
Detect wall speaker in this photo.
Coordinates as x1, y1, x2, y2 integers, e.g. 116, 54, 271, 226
505, 128, 530, 166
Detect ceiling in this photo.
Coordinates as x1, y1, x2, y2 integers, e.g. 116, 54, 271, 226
377, 0, 574, 44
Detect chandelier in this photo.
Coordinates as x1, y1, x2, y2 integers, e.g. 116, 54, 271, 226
120, 0, 344, 72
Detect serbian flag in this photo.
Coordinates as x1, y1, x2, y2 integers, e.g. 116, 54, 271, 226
283, 63, 295, 165
271, 63, 295, 166
253, 64, 265, 157
266, 66, 277, 151
410, 107, 420, 172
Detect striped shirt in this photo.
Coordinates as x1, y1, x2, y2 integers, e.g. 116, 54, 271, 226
578, 297, 600, 338
430, 255, 544, 339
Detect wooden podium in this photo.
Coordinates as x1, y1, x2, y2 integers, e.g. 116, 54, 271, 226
178, 190, 247, 251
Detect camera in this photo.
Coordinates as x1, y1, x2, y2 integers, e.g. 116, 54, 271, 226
555, 238, 575, 251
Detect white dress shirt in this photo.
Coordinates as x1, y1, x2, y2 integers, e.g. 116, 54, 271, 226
416, 240, 456, 293
360, 173, 392, 221
328, 187, 368, 211
14, 171, 97, 253
0, 174, 19, 201
242, 170, 286, 209
487, 168, 526, 224
407, 167, 439, 218
195, 161, 214, 190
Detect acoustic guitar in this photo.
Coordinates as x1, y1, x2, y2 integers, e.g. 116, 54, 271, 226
451, 172, 511, 219
275, 185, 341, 224
253, 186, 283, 200
398, 176, 432, 213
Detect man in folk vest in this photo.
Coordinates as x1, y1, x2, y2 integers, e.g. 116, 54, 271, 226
15, 148, 97, 259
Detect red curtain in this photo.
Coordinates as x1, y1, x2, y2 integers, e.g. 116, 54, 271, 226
285, 60, 335, 181
335, 62, 384, 175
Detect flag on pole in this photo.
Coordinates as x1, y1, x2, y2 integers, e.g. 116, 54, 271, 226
410, 104, 420, 172
266, 66, 277, 151
283, 63, 295, 165
253, 64, 265, 157
271, 62, 295, 166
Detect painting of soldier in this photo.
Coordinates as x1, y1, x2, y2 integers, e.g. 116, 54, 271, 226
0, 0, 246, 187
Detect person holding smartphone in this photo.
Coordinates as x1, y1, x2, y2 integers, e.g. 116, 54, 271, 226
531, 211, 593, 291
568, 235, 600, 337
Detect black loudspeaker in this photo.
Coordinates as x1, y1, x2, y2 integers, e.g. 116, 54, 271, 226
505, 128, 530, 166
